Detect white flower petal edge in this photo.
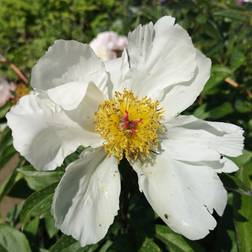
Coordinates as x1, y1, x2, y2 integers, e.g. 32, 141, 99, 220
104, 50, 130, 93
124, 16, 197, 98
6, 94, 102, 170
47, 81, 90, 111
132, 157, 226, 240
52, 147, 120, 247
66, 82, 106, 132
160, 50, 211, 120
31, 40, 110, 110
165, 115, 244, 172
165, 115, 244, 173
132, 115, 244, 240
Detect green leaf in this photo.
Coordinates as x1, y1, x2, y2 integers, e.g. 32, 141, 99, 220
202, 65, 232, 95
0, 126, 12, 146
233, 150, 252, 166
20, 183, 57, 225
0, 102, 11, 119
45, 213, 58, 238
49, 235, 98, 252
18, 166, 63, 191
139, 238, 161, 252
230, 49, 245, 71
62, 146, 84, 168
0, 244, 8, 252
155, 225, 204, 252
0, 224, 32, 252
227, 229, 238, 252
213, 200, 238, 252
234, 160, 252, 252
6, 202, 24, 226
208, 102, 233, 119
234, 195, 252, 252
99, 240, 113, 252
49, 235, 76, 252
0, 170, 22, 201
213, 9, 248, 22
220, 173, 252, 196
0, 144, 16, 169
23, 217, 40, 235
193, 104, 209, 119
235, 100, 252, 113
0, 126, 16, 170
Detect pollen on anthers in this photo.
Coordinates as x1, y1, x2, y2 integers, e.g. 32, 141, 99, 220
94, 89, 164, 161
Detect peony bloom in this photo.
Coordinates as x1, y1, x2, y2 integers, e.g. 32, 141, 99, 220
7, 16, 243, 246
0, 78, 16, 107
90, 31, 128, 60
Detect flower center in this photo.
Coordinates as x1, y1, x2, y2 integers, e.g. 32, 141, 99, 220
94, 90, 164, 161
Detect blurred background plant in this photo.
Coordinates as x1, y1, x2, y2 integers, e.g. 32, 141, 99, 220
0, 0, 252, 251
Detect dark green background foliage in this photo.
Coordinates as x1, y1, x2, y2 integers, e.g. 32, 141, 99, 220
0, 0, 252, 251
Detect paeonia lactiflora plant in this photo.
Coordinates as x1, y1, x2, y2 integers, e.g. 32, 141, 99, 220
7, 16, 244, 247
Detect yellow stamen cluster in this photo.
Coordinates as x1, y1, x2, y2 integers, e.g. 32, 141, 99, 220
12, 83, 30, 104
95, 90, 164, 161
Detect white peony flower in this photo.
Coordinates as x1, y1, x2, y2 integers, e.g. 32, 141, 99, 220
6, 16, 244, 246
90, 31, 128, 61
0, 78, 16, 107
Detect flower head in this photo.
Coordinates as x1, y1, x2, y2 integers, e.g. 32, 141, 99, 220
7, 16, 244, 246
90, 31, 128, 60
95, 89, 164, 160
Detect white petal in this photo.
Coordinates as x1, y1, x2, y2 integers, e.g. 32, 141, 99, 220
66, 82, 105, 132
205, 120, 244, 157
131, 114, 243, 239
163, 139, 220, 162
168, 115, 244, 154
52, 148, 120, 246
220, 157, 239, 173
164, 115, 244, 173
47, 81, 88, 111
104, 58, 122, 87
104, 50, 130, 93
132, 154, 227, 240
125, 16, 197, 97
31, 40, 110, 108
6, 94, 102, 171
161, 50, 211, 119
